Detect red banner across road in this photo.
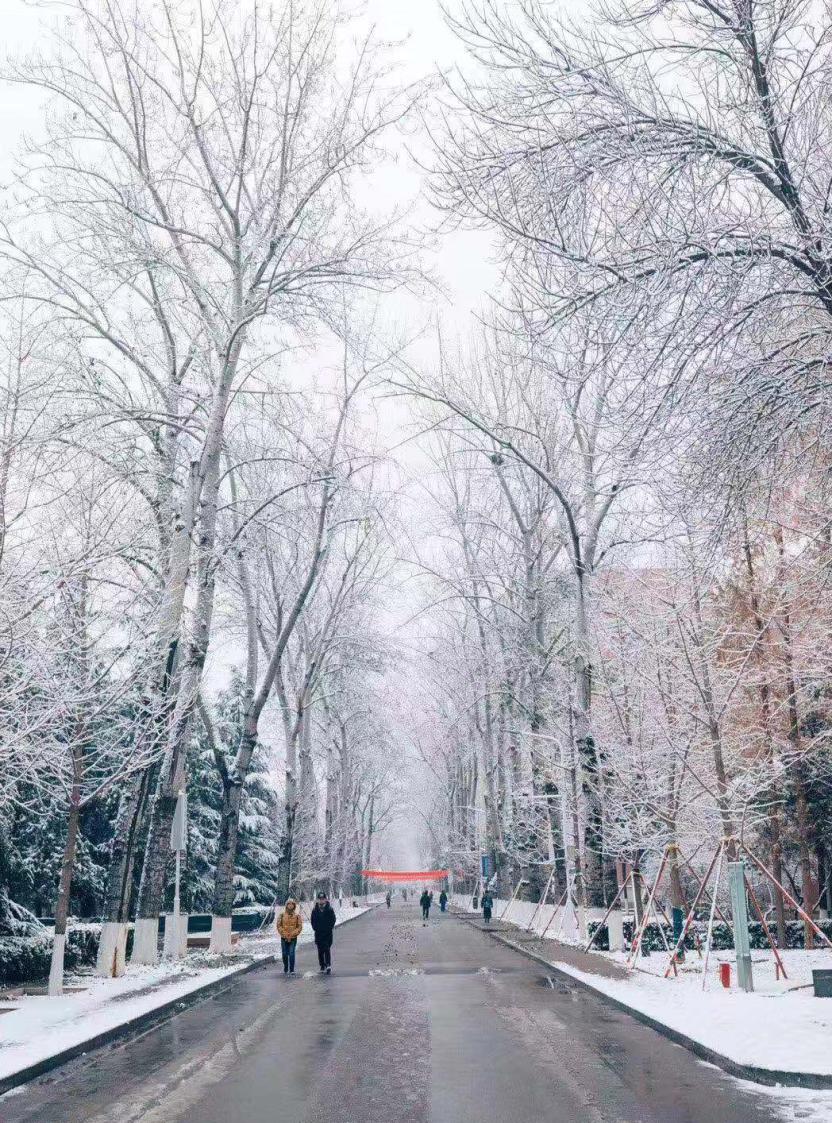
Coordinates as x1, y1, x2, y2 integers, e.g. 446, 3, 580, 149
361, 869, 449, 882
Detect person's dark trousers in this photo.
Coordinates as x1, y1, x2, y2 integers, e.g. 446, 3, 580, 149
317, 942, 331, 970
483, 907, 492, 922
422, 906, 430, 920
281, 938, 297, 973
440, 903, 446, 912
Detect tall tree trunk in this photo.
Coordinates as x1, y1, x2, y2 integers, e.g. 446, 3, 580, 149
97, 767, 152, 976
742, 531, 788, 946
277, 776, 297, 905
49, 768, 82, 996
0, 815, 12, 937
667, 839, 687, 962
565, 703, 588, 938
132, 335, 243, 963
363, 792, 375, 898
131, 519, 221, 961
209, 775, 244, 952
776, 527, 817, 948
816, 845, 829, 917
209, 714, 260, 951
573, 572, 604, 908
769, 809, 789, 947
793, 770, 817, 949
631, 850, 645, 947
325, 744, 338, 897
689, 584, 737, 851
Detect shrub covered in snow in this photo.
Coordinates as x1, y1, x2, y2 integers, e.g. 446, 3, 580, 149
0, 928, 99, 986
588, 918, 832, 953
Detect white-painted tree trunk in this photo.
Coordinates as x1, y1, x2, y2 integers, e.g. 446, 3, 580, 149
607, 910, 625, 952
48, 933, 66, 997
208, 915, 233, 954
96, 921, 129, 977
561, 897, 581, 943
130, 917, 160, 964
162, 913, 189, 958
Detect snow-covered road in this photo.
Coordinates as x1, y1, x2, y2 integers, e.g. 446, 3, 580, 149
2, 901, 831, 1123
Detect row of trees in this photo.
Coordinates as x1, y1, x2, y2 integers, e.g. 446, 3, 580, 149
409, 0, 832, 943
0, 0, 404, 991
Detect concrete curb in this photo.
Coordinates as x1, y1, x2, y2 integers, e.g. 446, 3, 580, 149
0, 905, 375, 1098
455, 911, 832, 1091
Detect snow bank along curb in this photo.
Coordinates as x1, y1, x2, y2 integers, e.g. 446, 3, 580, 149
466, 916, 832, 1091
0, 904, 375, 1098
0, 954, 269, 1098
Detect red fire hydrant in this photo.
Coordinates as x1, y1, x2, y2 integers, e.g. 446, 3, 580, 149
719, 963, 731, 989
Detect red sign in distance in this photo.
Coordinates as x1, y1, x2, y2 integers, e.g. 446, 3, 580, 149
361, 870, 450, 882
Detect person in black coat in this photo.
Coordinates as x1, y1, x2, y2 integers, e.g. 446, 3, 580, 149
481, 890, 494, 923
311, 891, 337, 973
420, 888, 432, 924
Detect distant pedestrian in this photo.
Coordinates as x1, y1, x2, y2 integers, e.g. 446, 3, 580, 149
420, 888, 432, 924
311, 890, 337, 973
481, 889, 493, 923
386, 890, 392, 909
276, 898, 302, 975
439, 889, 448, 913
402, 888, 407, 902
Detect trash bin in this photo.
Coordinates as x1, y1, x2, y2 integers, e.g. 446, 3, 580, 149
812, 969, 832, 997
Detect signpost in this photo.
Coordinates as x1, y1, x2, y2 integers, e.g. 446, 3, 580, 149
168, 789, 188, 960
728, 861, 754, 992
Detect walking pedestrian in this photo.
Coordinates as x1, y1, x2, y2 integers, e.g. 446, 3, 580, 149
439, 889, 448, 913
385, 890, 392, 909
481, 889, 493, 924
311, 890, 337, 973
276, 898, 302, 975
420, 888, 432, 924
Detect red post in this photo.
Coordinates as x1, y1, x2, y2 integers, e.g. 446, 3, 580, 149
719, 962, 731, 988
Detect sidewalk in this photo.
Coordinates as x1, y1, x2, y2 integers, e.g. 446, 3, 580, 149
0, 905, 371, 1095
455, 900, 832, 1088
480, 923, 628, 980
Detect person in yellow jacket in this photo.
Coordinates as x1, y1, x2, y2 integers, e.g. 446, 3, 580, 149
276, 898, 303, 975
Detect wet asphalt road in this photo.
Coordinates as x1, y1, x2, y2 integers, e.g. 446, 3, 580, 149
0, 902, 812, 1122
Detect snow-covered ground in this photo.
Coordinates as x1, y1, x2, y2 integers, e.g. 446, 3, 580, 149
450, 892, 605, 941
0, 904, 371, 1087
453, 893, 832, 1079
560, 949, 832, 1078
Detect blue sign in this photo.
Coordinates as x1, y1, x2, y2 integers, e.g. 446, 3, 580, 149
481, 854, 493, 878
